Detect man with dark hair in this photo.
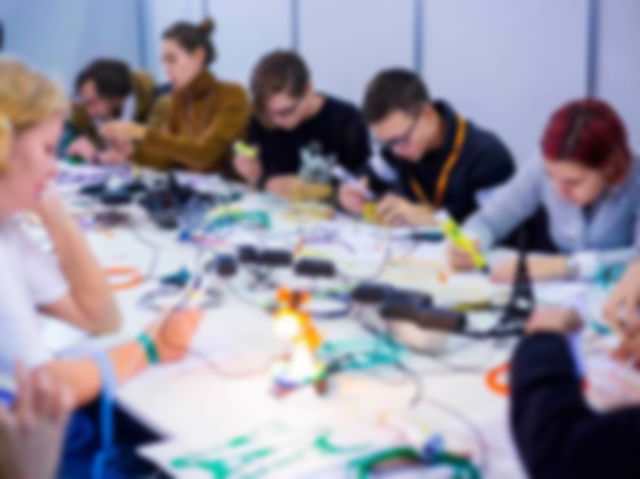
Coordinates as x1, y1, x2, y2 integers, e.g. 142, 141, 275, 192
64, 59, 170, 164
339, 68, 515, 225
233, 50, 370, 202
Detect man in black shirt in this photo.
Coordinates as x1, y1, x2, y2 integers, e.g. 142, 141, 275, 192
339, 69, 515, 225
233, 50, 370, 202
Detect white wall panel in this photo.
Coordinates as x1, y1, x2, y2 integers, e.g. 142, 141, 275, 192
3, 0, 141, 92
299, 0, 414, 105
423, 0, 589, 162
209, 0, 291, 87
597, 0, 640, 153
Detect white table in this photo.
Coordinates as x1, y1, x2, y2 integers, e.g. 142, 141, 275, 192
48, 164, 623, 479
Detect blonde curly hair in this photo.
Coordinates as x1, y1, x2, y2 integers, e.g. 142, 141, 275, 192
0, 57, 68, 169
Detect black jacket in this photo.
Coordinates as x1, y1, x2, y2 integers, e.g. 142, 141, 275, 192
511, 333, 640, 479
368, 101, 515, 222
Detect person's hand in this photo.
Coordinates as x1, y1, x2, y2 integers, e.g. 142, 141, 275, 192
66, 136, 97, 161
611, 325, 640, 368
265, 175, 299, 198
376, 193, 435, 227
233, 153, 262, 185
96, 140, 133, 165
146, 309, 203, 363
525, 307, 583, 334
490, 256, 570, 283
101, 121, 147, 142
603, 261, 640, 332
96, 149, 128, 166
0, 363, 73, 479
448, 241, 481, 272
33, 185, 66, 221
338, 178, 369, 215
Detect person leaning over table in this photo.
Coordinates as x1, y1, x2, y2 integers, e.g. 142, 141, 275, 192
338, 68, 515, 226
233, 50, 370, 202
63, 58, 171, 165
450, 99, 640, 284
0, 58, 203, 412
100, 18, 250, 175
511, 279, 640, 479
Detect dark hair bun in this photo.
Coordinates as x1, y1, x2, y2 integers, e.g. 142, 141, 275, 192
199, 17, 215, 35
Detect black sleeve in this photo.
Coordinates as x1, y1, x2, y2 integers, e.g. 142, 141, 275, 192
511, 333, 640, 479
469, 132, 515, 192
246, 116, 260, 144
247, 117, 276, 189
335, 110, 371, 175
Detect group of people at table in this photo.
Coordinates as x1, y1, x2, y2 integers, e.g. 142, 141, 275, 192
1, 16, 640, 479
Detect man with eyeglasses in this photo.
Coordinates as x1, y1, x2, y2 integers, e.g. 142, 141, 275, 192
233, 50, 370, 202
339, 69, 515, 226
63, 59, 170, 164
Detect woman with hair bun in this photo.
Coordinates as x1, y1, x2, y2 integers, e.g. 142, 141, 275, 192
449, 98, 640, 283
102, 18, 250, 174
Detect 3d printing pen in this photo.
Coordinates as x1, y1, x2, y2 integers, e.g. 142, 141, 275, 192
331, 165, 374, 200
233, 141, 258, 160
437, 211, 488, 271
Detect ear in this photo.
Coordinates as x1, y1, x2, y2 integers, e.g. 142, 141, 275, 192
422, 103, 437, 120
194, 47, 207, 66
304, 83, 313, 97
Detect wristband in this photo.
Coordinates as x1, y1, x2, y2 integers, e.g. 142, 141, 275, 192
137, 332, 160, 365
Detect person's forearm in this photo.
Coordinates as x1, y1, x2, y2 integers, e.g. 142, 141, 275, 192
534, 255, 571, 280
570, 248, 638, 281
141, 128, 231, 172
41, 340, 148, 407
37, 194, 121, 334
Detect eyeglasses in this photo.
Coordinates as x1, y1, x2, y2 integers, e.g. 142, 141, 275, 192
377, 114, 421, 151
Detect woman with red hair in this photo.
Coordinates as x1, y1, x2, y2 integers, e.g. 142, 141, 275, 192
450, 98, 639, 282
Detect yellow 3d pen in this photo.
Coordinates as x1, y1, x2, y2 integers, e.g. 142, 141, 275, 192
437, 212, 488, 271
233, 141, 258, 160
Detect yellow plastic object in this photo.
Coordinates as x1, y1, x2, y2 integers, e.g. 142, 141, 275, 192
271, 288, 326, 385
289, 181, 332, 203
441, 216, 487, 269
362, 201, 380, 223
233, 140, 258, 160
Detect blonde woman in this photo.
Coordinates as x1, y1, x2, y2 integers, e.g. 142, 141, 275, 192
0, 59, 202, 410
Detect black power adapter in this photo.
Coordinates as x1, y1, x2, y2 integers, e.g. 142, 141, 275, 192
351, 282, 390, 304
206, 254, 238, 278
236, 246, 292, 267
294, 258, 336, 278
380, 288, 466, 333
257, 249, 292, 267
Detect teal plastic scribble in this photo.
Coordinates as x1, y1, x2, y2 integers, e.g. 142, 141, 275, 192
348, 447, 481, 479
205, 211, 271, 233
320, 337, 404, 372
170, 423, 372, 478
596, 263, 627, 291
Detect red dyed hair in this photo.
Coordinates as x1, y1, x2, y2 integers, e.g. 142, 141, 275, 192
541, 99, 632, 184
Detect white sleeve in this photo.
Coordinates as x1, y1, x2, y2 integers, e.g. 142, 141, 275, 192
0, 278, 54, 368
18, 226, 69, 306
